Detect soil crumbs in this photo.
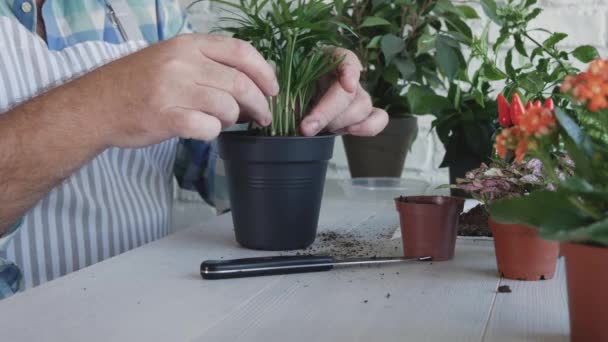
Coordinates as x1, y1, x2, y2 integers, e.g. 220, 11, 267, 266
497, 285, 512, 293
297, 229, 401, 259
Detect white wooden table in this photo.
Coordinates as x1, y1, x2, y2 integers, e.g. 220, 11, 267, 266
0, 199, 569, 342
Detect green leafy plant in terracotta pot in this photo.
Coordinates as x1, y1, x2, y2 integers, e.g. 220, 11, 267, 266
203, 0, 345, 250
490, 59, 608, 342
333, 0, 479, 178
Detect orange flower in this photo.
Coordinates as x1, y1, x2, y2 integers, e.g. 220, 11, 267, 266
515, 137, 529, 162
495, 126, 526, 159
495, 133, 508, 159
561, 58, 608, 112
519, 107, 557, 138
589, 95, 608, 112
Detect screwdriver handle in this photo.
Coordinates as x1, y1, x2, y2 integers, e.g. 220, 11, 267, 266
201, 255, 335, 280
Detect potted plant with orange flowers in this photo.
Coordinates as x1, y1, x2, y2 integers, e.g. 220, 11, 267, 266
490, 59, 608, 342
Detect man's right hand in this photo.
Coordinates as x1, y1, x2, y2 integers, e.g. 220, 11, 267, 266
72, 34, 279, 148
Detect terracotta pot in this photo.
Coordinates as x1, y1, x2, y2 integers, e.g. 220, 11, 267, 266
395, 196, 465, 261
489, 219, 559, 280
562, 242, 608, 342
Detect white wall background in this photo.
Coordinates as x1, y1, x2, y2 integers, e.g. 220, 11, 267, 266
175, 0, 608, 205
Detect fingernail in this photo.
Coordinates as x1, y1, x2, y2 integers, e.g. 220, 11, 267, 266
305, 120, 320, 135
272, 81, 280, 95
261, 116, 272, 127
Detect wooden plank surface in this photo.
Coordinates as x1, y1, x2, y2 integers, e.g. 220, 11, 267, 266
482, 260, 569, 342
0, 199, 568, 342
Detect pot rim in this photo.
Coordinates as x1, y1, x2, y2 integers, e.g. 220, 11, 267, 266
220, 130, 336, 141
395, 195, 465, 206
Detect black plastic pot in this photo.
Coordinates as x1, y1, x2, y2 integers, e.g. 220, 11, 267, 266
342, 116, 418, 178
218, 131, 335, 250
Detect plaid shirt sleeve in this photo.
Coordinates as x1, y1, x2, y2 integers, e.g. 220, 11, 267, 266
171, 5, 231, 214
0, 219, 24, 299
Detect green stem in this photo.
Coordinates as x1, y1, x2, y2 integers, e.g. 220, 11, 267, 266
523, 32, 569, 74
284, 33, 297, 135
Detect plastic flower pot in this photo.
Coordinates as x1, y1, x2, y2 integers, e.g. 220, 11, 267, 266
218, 131, 335, 250
489, 219, 559, 280
342, 116, 418, 178
395, 196, 465, 261
562, 242, 608, 342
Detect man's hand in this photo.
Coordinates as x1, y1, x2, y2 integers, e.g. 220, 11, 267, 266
300, 47, 388, 137
81, 34, 279, 148
0, 33, 278, 233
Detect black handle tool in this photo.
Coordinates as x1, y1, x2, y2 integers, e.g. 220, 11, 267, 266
200, 255, 432, 280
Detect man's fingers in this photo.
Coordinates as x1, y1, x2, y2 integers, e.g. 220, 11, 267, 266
196, 59, 272, 126
346, 108, 389, 136
181, 86, 240, 128
326, 86, 373, 132
329, 47, 361, 94
196, 35, 279, 96
301, 81, 356, 136
164, 107, 222, 141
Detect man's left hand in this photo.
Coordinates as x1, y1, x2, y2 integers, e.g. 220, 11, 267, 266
300, 47, 389, 137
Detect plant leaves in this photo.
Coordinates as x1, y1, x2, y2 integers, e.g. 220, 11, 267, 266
525, 0, 538, 6
546, 218, 608, 246
380, 34, 405, 64
518, 72, 544, 94
360, 16, 391, 28
381, 34, 405, 64
489, 191, 593, 232
480, 0, 500, 24
572, 45, 600, 63
543, 32, 568, 49
382, 64, 400, 85
525, 7, 542, 21
436, 36, 461, 80
456, 5, 480, 19
560, 177, 608, 202
554, 108, 594, 156
481, 64, 507, 80
406, 85, 452, 115
514, 34, 528, 57
444, 14, 473, 41
493, 26, 510, 52
416, 33, 436, 56
505, 49, 515, 78
393, 57, 416, 80
366, 35, 382, 49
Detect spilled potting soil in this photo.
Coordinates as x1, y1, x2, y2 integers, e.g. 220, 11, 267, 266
292, 228, 402, 259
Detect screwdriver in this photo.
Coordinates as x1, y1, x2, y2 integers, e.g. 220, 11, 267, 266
200, 255, 432, 280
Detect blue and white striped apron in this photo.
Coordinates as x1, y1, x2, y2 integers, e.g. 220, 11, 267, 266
0, 16, 177, 289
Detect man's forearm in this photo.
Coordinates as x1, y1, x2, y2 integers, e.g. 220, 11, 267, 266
0, 81, 108, 235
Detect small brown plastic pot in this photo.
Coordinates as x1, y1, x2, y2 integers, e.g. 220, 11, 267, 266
562, 242, 608, 342
489, 219, 559, 280
395, 196, 465, 261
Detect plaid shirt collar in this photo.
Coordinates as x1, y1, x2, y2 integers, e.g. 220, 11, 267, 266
0, 0, 189, 50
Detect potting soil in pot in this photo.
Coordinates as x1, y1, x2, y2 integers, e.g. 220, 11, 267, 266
458, 204, 492, 237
